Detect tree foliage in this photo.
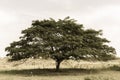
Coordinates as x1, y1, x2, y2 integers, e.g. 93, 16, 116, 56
5, 17, 116, 71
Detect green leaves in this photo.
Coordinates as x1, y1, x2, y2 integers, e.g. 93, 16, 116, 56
5, 17, 116, 62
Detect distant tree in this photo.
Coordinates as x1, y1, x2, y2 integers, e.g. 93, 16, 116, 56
5, 17, 116, 71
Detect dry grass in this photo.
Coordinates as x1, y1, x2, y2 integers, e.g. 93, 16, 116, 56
1, 58, 120, 70
0, 58, 120, 80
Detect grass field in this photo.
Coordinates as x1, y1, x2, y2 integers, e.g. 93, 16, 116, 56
0, 58, 120, 80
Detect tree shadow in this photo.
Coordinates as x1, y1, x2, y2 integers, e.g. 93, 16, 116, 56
0, 68, 101, 76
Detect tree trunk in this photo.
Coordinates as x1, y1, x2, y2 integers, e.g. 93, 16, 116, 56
55, 60, 62, 71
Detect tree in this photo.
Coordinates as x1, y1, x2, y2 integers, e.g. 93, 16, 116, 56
5, 17, 116, 71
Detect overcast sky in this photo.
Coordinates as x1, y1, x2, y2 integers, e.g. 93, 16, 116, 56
0, 0, 120, 57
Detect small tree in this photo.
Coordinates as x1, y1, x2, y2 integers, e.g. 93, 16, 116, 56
5, 17, 116, 71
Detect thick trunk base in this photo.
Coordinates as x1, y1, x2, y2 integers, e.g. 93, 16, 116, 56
55, 60, 62, 71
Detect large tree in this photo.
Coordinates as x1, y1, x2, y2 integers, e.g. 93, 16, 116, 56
5, 17, 116, 71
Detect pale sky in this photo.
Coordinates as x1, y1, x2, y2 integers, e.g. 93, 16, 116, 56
0, 0, 120, 57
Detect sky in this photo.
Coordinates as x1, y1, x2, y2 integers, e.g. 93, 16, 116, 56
0, 0, 120, 57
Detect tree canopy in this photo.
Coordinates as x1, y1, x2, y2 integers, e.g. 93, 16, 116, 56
5, 17, 116, 71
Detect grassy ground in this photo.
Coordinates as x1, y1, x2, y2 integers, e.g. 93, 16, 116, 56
0, 58, 120, 80
0, 69, 120, 80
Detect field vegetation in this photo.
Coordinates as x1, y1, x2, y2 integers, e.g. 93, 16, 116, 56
0, 58, 120, 80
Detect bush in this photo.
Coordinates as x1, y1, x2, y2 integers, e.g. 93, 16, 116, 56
109, 65, 120, 71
